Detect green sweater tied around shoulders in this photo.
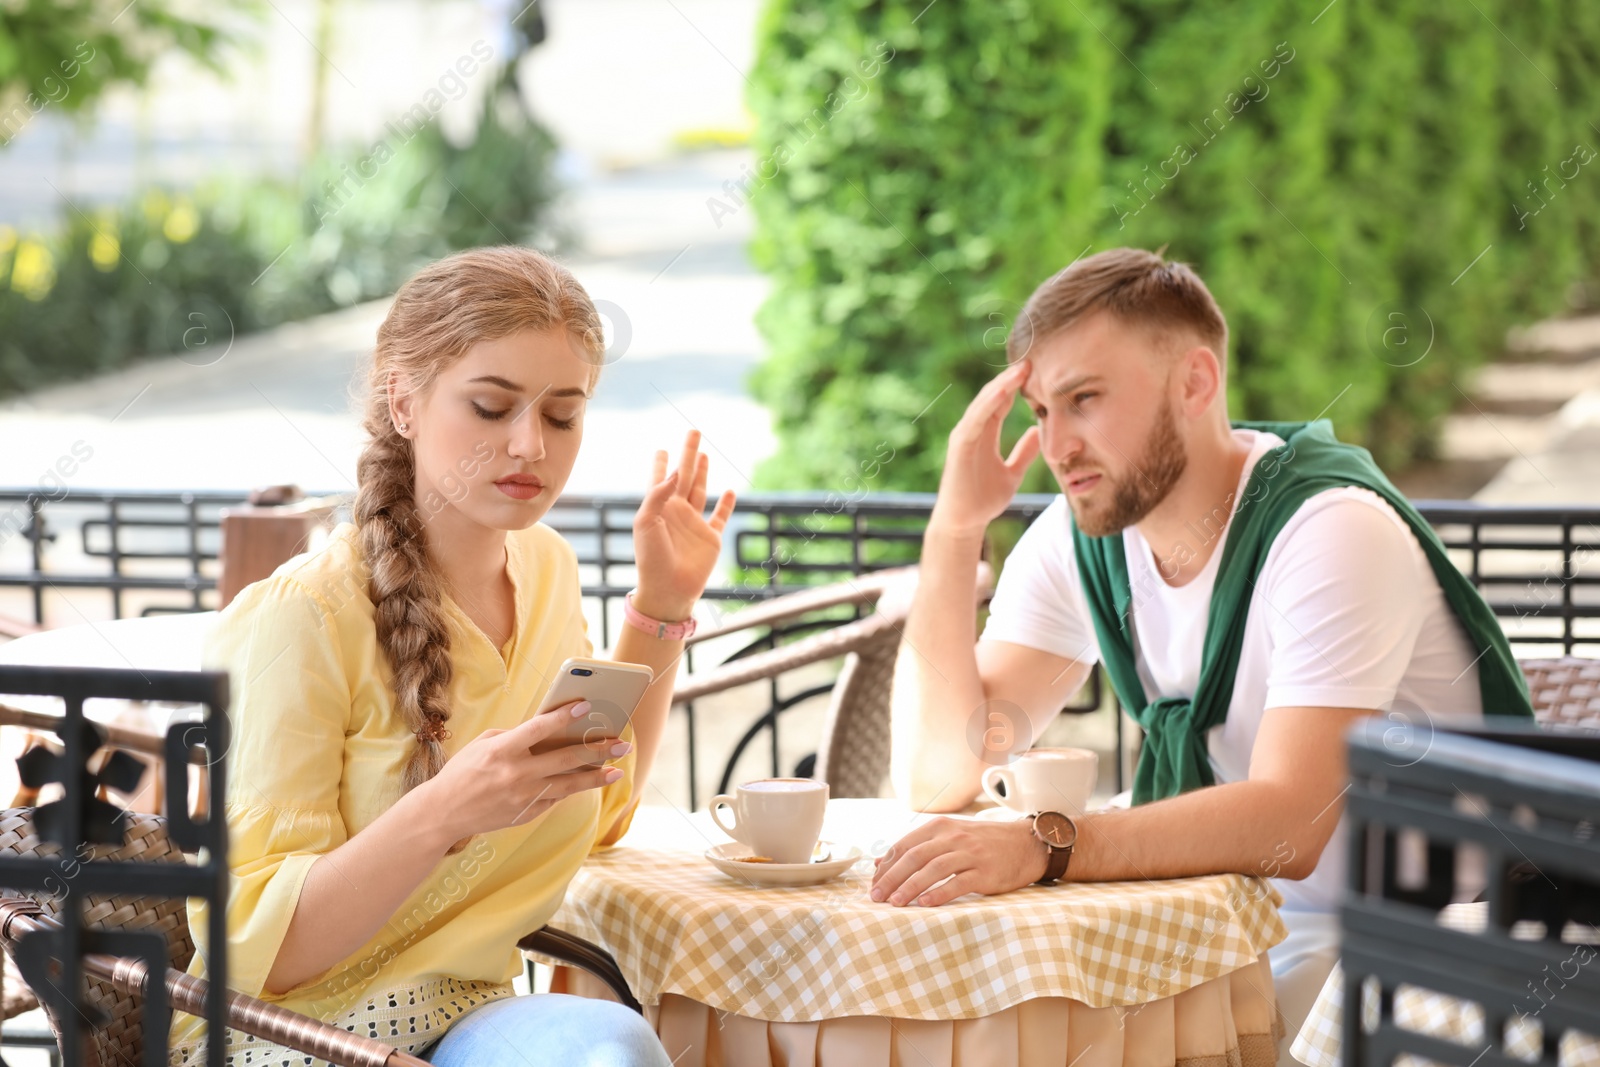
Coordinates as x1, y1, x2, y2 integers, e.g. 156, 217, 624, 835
1069, 419, 1533, 806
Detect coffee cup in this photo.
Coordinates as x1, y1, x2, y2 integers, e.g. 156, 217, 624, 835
710, 778, 828, 864
980, 747, 1097, 815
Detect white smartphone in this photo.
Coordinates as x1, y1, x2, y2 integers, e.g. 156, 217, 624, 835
528, 657, 654, 765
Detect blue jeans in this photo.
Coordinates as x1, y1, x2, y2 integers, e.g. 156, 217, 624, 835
421, 993, 671, 1067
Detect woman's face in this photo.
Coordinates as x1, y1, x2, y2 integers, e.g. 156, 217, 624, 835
392, 326, 594, 533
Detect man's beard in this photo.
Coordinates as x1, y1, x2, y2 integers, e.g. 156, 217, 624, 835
1064, 398, 1188, 537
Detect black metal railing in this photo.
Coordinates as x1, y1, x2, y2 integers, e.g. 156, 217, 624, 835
1341, 720, 1600, 1066
1418, 502, 1600, 653
0, 490, 233, 622
3, 489, 1598, 806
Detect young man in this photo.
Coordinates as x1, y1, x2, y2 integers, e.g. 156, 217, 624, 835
870, 248, 1532, 1044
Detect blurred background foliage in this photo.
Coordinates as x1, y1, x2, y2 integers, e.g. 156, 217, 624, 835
746, 0, 1600, 491
0, 0, 245, 121
5, 0, 1599, 492
0, 72, 560, 397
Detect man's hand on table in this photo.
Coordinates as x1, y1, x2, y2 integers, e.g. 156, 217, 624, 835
870, 816, 1049, 907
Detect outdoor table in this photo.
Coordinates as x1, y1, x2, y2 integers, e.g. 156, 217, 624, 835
0, 612, 216, 810
533, 798, 1288, 1067
0, 610, 215, 697
1291, 902, 1600, 1067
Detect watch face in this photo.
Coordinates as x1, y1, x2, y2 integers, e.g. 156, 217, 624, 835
1034, 811, 1077, 849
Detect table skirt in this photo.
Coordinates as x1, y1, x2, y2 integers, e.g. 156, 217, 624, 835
551, 952, 1283, 1067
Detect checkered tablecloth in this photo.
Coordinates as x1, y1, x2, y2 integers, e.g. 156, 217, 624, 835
1291, 903, 1600, 1067
540, 798, 1288, 1024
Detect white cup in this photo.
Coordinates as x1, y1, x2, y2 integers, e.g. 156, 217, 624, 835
710, 778, 829, 864
981, 747, 1097, 815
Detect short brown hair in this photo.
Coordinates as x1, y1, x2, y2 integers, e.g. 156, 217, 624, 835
1006, 247, 1228, 363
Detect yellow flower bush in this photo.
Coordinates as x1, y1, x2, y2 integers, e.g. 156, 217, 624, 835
10, 239, 55, 301
163, 199, 199, 243
88, 229, 121, 271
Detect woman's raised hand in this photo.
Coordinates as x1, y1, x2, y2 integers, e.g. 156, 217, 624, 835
423, 701, 627, 840
631, 429, 737, 621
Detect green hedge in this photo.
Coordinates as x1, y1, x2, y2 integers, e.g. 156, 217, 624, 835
746, 1, 1600, 492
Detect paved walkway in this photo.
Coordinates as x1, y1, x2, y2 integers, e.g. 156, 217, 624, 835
0, 149, 772, 498
1473, 315, 1600, 505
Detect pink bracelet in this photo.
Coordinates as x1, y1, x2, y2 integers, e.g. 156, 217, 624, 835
623, 591, 698, 641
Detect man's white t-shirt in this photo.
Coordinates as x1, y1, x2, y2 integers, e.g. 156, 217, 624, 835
980, 429, 1484, 918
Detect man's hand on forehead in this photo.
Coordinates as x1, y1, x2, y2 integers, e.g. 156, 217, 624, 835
930, 361, 1042, 535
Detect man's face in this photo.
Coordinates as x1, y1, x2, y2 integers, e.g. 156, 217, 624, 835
1018, 311, 1189, 537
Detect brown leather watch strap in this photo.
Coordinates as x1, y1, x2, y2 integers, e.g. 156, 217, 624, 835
1040, 841, 1073, 883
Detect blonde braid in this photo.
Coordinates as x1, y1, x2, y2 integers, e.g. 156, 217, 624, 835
353, 427, 455, 792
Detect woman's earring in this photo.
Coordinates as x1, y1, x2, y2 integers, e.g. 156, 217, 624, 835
397, 422, 409, 434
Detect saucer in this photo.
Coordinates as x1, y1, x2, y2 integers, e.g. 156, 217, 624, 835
972, 806, 1027, 821
704, 841, 863, 887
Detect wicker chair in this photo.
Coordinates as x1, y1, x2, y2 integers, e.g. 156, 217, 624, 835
671, 565, 984, 800
0, 808, 428, 1067
0, 807, 639, 1067
1518, 656, 1600, 729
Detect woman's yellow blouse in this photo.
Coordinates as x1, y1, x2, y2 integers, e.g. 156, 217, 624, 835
173, 521, 638, 1036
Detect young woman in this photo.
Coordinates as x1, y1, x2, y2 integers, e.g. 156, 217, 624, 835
169, 247, 735, 1067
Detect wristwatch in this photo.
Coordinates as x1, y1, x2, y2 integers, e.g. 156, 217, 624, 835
1030, 811, 1077, 885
